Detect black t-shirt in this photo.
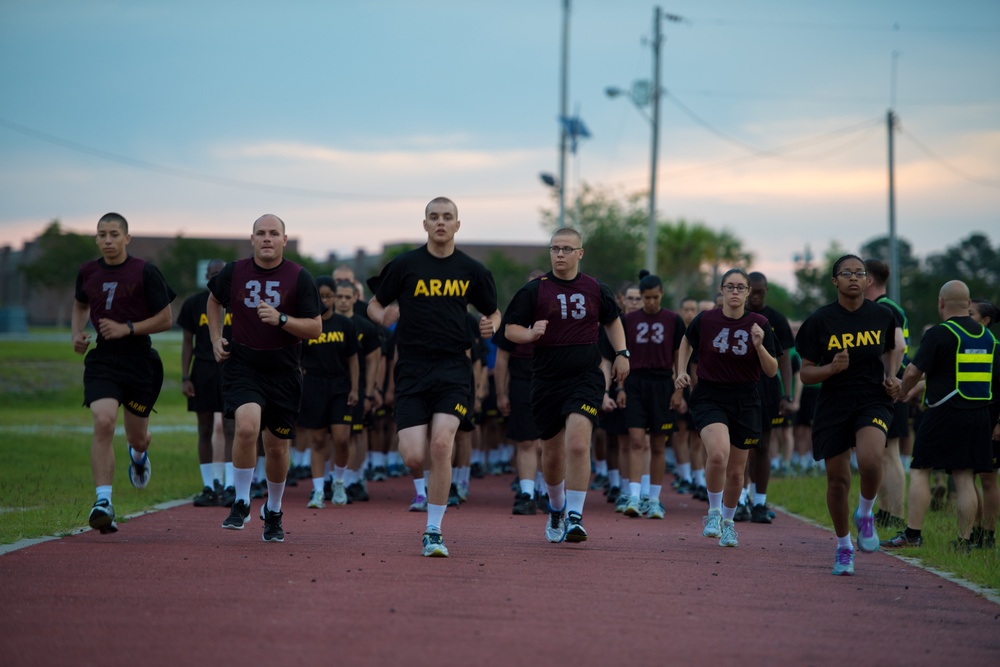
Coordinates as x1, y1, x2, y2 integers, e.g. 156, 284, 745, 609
302, 312, 358, 390
373, 245, 497, 362
351, 312, 382, 392
177, 290, 232, 362
751, 304, 793, 354
505, 271, 619, 381
75, 255, 176, 354
795, 299, 896, 391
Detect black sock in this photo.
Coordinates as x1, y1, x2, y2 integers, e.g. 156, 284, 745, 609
905, 527, 921, 540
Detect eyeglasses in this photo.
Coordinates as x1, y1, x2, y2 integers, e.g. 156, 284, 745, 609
549, 246, 581, 255
625, 296, 642, 301
721, 284, 748, 293
836, 270, 868, 279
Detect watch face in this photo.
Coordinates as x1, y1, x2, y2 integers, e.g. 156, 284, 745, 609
279, 314, 288, 326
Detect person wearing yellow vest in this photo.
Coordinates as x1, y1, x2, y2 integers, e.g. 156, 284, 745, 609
883, 281, 1000, 552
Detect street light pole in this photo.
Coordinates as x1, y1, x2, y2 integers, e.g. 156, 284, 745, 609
558, 0, 570, 228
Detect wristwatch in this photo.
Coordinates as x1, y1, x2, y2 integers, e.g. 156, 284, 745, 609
278, 314, 288, 328
615, 349, 630, 358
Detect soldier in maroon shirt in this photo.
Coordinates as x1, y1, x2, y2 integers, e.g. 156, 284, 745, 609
505, 228, 629, 545
207, 214, 322, 543
617, 273, 685, 520
675, 268, 778, 549
72, 212, 176, 534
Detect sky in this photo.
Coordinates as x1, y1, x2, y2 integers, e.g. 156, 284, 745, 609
1, 0, 998, 290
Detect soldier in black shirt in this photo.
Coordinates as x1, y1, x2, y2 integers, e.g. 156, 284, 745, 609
207, 214, 322, 543
796, 254, 900, 576
367, 197, 500, 557
178, 259, 235, 508
505, 227, 629, 545
71, 212, 176, 534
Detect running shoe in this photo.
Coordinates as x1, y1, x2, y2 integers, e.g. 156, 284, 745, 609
719, 519, 739, 547
589, 474, 608, 491
512, 492, 537, 516
545, 506, 566, 543
127, 446, 151, 489
408, 494, 427, 512
307, 489, 325, 509
675, 479, 693, 495
447, 483, 461, 507
323, 479, 333, 502
606, 486, 620, 503
750, 504, 772, 524
702, 508, 722, 538
250, 481, 266, 499
645, 498, 665, 520
565, 511, 588, 543
457, 481, 469, 503
692, 485, 709, 502
733, 502, 751, 522
623, 495, 643, 517
260, 504, 284, 542
332, 481, 348, 506
220, 486, 236, 508
347, 481, 369, 502
222, 499, 250, 530
88, 499, 117, 534
422, 530, 449, 557
951, 537, 973, 554
832, 546, 855, 576
615, 493, 630, 514
880, 530, 922, 549
193, 485, 219, 507
854, 509, 880, 553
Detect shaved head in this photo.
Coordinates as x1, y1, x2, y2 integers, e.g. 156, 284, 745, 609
939, 280, 971, 318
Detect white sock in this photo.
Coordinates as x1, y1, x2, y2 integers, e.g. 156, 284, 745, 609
595, 460, 608, 475
722, 505, 737, 521
413, 477, 426, 497
233, 467, 254, 504
650, 484, 662, 500
312, 478, 324, 494
266, 480, 285, 512
566, 490, 586, 515
858, 494, 876, 516
677, 462, 692, 482
519, 479, 536, 497
224, 462, 235, 488
129, 444, 146, 463
693, 468, 706, 487
334, 466, 346, 483
548, 480, 566, 511
629, 481, 642, 498
640, 474, 651, 498
426, 503, 446, 532
708, 491, 723, 511
754, 493, 767, 507
96, 485, 112, 503
254, 456, 266, 482
608, 470, 621, 488
199, 463, 214, 488
837, 534, 854, 550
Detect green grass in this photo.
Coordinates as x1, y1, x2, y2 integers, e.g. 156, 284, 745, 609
769, 473, 1000, 594
1, 332, 997, 596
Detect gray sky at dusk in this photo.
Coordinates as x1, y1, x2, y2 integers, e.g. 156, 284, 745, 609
1, 0, 997, 289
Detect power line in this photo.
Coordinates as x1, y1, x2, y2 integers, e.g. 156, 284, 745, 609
0, 118, 543, 202
898, 127, 1000, 189
686, 17, 1000, 33
664, 93, 883, 160
671, 87, 1000, 107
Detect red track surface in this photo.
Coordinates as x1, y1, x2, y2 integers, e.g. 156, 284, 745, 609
2, 474, 998, 666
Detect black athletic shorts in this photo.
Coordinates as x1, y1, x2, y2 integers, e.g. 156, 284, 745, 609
393, 356, 473, 430
758, 374, 786, 431
531, 365, 604, 441
505, 374, 539, 442
187, 357, 224, 413
623, 370, 677, 433
911, 403, 993, 474
811, 387, 892, 461
298, 374, 352, 430
886, 399, 910, 439
688, 380, 763, 450
221, 359, 302, 440
84, 347, 164, 418
794, 386, 820, 427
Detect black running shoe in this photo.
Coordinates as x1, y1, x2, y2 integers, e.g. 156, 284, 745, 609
193, 485, 220, 507
347, 481, 369, 502
447, 483, 461, 508
222, 499, 250, 530
323, 479, 333, 502
260, 504, 285, 542
512, 492, 537, 515
88, 499, 118, 534
750, 503, 773, 524
565, 511, 588, 543
220, 486, 236, 508
734, 503, 751, 522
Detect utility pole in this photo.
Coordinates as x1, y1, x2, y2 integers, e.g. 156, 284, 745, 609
647, 6, 661, 274
558, 0, 570, 228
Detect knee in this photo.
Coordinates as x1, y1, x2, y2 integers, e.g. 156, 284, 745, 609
234, 424, 259, 445
93, 412, 117, 438
706, 451, 726, 470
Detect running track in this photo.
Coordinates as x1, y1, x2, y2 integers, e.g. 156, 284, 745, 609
2, 474, 998, 666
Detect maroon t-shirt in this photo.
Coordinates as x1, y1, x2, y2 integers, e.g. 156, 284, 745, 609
624, 307, 685, 372
533, 273, 602, 347
686, 308, 778, 385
